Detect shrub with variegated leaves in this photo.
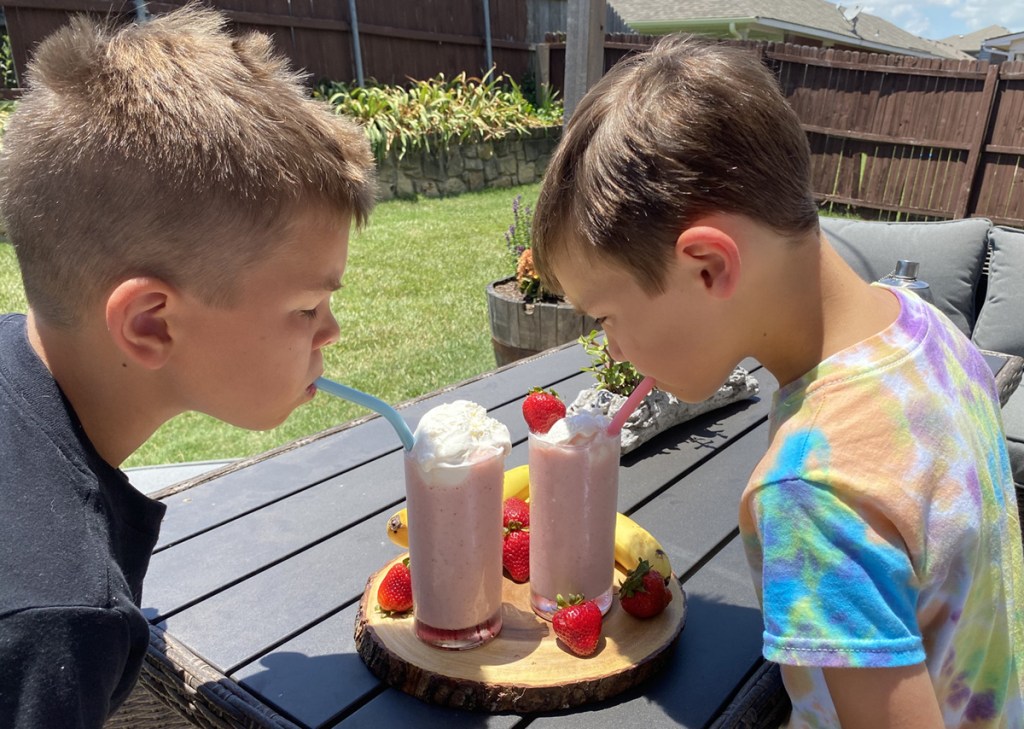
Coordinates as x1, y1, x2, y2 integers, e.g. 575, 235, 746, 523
315, 70, 562, 160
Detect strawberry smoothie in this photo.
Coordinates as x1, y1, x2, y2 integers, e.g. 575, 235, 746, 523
529, 412, 619, 620
405, 400, 510, 649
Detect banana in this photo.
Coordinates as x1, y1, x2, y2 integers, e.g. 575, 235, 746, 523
385, 509, 409, 548
613, 512, 673, 578
502, 463, 531, 502
384, 465, 674, 580
385, 464, 531, 548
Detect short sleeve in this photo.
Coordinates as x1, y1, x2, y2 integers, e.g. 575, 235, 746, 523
0, 606, 135, 728
748, 477, 926, 668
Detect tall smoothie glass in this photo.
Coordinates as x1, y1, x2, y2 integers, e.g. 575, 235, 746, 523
529, 413, 619, 620
405, 401, 510, 649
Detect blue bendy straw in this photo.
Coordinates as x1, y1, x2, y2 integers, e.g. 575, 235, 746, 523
314, 377, 415, 451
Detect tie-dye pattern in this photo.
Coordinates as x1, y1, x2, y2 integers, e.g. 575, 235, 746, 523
740, 286, 1024, 728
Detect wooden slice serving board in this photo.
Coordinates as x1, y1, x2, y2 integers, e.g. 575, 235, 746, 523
354, 554, 687, 713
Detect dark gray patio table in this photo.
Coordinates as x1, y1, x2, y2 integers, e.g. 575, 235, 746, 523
136, 341, 789, 728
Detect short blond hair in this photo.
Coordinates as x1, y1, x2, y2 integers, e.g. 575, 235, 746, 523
533, 35, 818, 295
0, 4, 376, 326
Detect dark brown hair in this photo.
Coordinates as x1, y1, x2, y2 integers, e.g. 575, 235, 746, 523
533, 35, 819, 294
0, 4, 376, 326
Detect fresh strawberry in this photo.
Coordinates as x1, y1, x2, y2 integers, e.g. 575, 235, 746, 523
618, 559, 673, 619
552, 593, 603, 656
377, 558, 413, 614
522, 387, 566, 434
502, 527, 530, 582
502, 496, 530, 529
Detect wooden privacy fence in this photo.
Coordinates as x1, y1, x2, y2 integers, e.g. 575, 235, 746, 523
769, 45, 1024, 228
0, 0, 535, 90
544, 37, 1024, 228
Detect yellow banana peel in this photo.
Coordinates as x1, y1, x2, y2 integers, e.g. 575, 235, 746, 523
613, 511, 673, 578
502, 463, 531, 502
384, 465, 673, 579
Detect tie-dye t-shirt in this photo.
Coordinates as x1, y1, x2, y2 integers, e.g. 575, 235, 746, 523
739, 286, 1024, 728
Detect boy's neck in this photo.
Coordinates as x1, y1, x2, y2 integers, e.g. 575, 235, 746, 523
26, 311, 178, 467
751, 232, 899, 389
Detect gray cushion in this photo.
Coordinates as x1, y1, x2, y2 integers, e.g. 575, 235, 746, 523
1001, 388, 1024, 487
972, 227, 1024, 359
821, 217, 991, 336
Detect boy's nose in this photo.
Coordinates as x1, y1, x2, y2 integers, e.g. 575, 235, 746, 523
315, 311, 341, 349
606, 336, 625, 363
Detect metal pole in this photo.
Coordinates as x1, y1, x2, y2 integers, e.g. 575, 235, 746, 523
348, 0, 365, 87
482, 0, 494, 72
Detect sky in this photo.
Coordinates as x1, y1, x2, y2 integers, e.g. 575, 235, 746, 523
860, 1, 1024, 40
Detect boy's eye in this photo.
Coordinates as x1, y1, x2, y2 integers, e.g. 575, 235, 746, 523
594, 317, 607, 325
299, 308, 319, 319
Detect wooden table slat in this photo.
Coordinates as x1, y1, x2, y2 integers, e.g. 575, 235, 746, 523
232, 604, 378, 729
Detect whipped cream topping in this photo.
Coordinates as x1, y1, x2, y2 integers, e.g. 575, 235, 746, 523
535, 409, 611, 446
409, 400, 511, 470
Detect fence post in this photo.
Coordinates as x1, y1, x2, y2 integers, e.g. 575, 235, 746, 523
956, 63, 1000, 219
534, 42, 551, 94
564, 0, 605, 121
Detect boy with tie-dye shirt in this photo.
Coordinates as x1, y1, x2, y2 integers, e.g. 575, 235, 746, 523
742, 286, 1023, 727
529, 35, 1024, 728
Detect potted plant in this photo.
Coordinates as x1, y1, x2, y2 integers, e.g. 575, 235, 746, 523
486, 194, 601, 366
572, 331, 761, 454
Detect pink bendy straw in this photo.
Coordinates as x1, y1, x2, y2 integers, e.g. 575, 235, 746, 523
606, 376, 656, 437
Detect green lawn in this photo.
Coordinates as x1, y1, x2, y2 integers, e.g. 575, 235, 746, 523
0, 183, 538, 467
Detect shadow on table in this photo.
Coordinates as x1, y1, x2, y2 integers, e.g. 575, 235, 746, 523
622, 396, 767, 466
526, 592, 767, 728
236, 650, 380, 728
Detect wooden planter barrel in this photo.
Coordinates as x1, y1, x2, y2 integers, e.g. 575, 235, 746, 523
486, 277, 601, 366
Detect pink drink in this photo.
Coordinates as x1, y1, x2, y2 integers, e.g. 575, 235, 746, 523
529, 424, 619, 620
405, 401, 509, 649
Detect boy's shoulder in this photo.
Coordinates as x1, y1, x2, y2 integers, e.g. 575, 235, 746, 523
755, 291, 1003, 491
1, 316, 163, 615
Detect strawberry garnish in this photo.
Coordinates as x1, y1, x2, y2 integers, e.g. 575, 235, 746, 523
552, 593, 602, 656
502, 528, 530, 583
502, 497, 530, 582
618, 559, 673, 619
502, 496, 530, 529
522, 387, 566, 434
377, 558, 413, 614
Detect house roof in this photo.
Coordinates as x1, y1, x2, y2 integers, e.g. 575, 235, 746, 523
981, 30, 1024, 49
940, 25, 1012, 53
608, 0, 971, 59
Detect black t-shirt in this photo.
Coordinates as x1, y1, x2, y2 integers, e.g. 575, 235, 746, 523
0, 313, 166, 728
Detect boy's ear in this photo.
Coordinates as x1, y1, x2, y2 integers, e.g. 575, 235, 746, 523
673, 225, 741, 299
105, 277, 176, 370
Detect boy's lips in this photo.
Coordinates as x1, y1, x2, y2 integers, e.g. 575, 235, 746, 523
308, 369, 325, 396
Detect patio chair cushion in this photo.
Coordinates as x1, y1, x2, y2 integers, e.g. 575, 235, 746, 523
1002, 388, 1024, 488
820, 217, 991, 337
972, 226, 1024, 359
971, 226, 1024, 489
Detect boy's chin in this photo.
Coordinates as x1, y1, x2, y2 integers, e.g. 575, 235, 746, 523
219, 410, 292, 432
659, 378, 730, 404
